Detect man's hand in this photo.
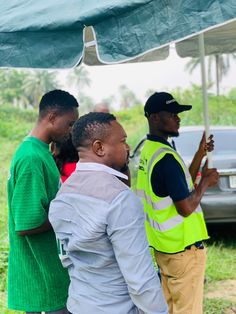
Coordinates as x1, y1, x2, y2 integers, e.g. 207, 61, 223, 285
201, 159, 219, 188
189, 132, 214, 182
198, 132, 214, 157
175, 158, 218, 217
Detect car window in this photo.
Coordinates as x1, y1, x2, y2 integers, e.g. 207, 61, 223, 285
213, 130, 236, 155
173, 129, 236, 157
173, 131, 202, 157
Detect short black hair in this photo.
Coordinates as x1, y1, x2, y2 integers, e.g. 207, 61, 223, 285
39, 89, 79, 117
53, 135, 79, 175
72, 112, 116, 149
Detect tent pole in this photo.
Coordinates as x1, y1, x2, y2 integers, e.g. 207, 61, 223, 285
198, 33, 213, 168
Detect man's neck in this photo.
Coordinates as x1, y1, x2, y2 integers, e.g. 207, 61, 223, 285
30, 123, 51, 144
149, 130, 168, 141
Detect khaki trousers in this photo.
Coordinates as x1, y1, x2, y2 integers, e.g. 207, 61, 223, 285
155, 246, 206, 314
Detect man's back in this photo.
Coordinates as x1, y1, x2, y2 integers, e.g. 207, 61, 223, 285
50, 166, 167, 314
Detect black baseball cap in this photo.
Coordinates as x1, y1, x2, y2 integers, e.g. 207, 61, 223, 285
144, 92, 192, 117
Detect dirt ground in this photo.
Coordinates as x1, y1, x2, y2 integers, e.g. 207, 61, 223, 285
207, 279, 236, 302
206, 279, 236, 313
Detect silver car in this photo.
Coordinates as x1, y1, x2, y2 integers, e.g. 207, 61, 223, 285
130, 126, 236, 224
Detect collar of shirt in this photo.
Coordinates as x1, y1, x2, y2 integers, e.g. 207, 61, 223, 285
147, 134, 175, 150
24, 136, 50, 151
76, 162, 128, 180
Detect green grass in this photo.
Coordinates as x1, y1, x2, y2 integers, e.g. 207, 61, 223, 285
206, 242, 236, 282
0, 139, 19, 313
203, 298, 234, 314
0, 106, 36, 141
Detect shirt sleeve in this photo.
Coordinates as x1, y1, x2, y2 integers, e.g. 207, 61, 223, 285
151, 154, 190, 202
107, 190, 168, 314
11, 156, 48, 231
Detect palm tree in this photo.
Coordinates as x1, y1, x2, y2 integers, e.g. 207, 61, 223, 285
67, 66, 91, 90
23, 70, 60, 107
185, 53, 236, 96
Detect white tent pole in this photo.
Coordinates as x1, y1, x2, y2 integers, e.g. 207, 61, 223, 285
198, 33, 213, 168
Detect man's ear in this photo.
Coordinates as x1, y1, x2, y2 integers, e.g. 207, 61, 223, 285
149, 113, 160, 123
48, 111, 57, 125
92, 140, 105, 157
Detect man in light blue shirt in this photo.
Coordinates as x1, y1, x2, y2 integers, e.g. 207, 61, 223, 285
49, 112, 168, 314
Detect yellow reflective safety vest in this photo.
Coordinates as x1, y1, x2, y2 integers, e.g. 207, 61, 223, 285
136, 139, 209, 253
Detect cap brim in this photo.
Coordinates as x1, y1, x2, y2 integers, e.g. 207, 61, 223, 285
166, 104, 192, 113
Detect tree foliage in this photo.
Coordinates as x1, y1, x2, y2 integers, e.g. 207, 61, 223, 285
118, 84, 141, 109
23, 70, 60, 107
67, 66, 91, 91
185, 53, 236, 96
0, 69, 60, 108
0, 69, 27, 107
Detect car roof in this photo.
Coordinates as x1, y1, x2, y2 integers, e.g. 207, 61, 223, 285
179, 126, 236, 132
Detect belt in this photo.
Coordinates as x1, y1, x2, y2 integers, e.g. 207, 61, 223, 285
154, 241, 204, 255
185, 241, 204, 250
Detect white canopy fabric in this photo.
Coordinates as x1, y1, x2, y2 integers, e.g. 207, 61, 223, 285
176, 18, 236, 58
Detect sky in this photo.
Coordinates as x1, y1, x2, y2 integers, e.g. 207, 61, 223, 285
61, 47, 236, 107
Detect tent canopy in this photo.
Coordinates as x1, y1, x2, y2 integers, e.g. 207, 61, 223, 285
1, 0, 236, 68
176, 18, 236, 58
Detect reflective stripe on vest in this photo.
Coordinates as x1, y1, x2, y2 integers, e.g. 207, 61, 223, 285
136, 189, 172, 210
137, 189, 202, 214
145, 212, 183, 232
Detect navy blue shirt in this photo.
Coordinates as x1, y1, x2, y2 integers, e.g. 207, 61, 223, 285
148, 135, 190, 202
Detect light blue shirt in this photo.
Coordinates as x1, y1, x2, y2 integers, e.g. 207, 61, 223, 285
49, 162, 168, 314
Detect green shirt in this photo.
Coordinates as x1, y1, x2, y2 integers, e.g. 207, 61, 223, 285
7, 137, 70, 312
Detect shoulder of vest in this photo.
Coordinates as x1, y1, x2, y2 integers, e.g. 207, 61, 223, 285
144, 141, 188, 174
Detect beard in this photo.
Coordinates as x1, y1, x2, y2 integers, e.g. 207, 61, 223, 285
162, 130, 179, 137
120, 152, 130, 172
169, 131, 179, 137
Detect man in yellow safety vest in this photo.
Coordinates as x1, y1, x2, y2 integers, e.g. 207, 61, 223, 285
137, 92, 219, 314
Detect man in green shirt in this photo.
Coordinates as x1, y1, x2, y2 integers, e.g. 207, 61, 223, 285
7, 90, 79, 314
